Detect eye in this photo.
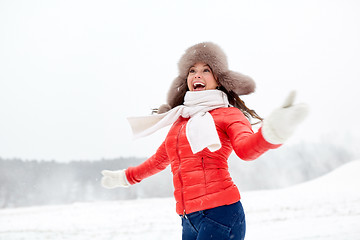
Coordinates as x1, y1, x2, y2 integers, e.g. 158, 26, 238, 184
189, 69, 195, 74
204, 68, 211, 73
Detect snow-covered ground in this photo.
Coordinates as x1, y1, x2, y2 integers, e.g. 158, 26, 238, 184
1, 160, 360, 240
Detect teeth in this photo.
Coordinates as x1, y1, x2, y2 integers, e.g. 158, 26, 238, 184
193, 82, 205, 89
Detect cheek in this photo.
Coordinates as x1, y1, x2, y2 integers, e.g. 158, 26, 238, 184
187, 77, 193, 90
206, 76, 218, 89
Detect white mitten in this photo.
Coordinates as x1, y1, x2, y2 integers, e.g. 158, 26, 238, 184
261, 91, 309, 144
101, 169, 129, 189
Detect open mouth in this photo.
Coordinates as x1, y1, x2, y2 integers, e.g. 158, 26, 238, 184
193, 82, 206, 91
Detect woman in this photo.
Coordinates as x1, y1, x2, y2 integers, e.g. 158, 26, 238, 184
101, 42, 309, 239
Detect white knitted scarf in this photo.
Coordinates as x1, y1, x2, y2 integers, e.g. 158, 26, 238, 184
127, 90, 229, 154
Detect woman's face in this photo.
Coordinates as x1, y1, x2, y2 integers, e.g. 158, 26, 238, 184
187, 62, 219, 91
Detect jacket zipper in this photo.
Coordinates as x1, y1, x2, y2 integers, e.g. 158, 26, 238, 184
176, 122, 186, 216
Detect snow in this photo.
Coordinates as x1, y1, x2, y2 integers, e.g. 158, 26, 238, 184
1, 160, 360, 240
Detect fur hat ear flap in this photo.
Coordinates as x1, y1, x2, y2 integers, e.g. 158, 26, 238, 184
157, 104, 172, 114
166, 76, 188, 110
219, 71, 255, 95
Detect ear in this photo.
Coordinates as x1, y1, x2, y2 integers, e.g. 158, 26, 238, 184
215, 76, 221, 89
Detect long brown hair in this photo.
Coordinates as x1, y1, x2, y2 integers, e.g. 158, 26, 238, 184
218, 85, 263, 124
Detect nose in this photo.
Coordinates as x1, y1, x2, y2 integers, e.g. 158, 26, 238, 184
194, 73, 202, 78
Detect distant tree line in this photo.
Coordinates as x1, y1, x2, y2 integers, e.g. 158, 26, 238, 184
0, 157, 173, 208
0, 141, 356, 208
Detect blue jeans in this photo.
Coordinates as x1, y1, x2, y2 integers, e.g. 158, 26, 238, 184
181, 201, 246, 240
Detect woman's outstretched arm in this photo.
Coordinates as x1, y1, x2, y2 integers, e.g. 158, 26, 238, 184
126, 141, 170, 185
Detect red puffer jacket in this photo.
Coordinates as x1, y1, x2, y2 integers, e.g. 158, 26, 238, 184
126, 107, 280, 215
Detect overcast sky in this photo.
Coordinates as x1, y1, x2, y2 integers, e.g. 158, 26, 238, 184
1, 0, 359, 162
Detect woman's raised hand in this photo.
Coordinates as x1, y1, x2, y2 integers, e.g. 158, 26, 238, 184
101, 169, 129, 189
261, 91, 309, 144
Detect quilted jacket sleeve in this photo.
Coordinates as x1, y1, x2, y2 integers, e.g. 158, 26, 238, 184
225, 108, 281, 161
125, 140, 170, 185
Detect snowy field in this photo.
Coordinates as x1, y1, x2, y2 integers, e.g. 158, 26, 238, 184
1, 160, 360, 240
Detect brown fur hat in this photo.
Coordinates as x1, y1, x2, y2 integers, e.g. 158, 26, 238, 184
158, 42, 255, 113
